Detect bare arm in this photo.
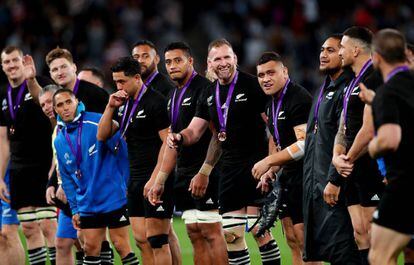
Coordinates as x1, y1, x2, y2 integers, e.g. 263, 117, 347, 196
368, 124, 401, 159
0, 126, 10, 201
167, 117, 209, 148
333, 110, 347, 156
23, 55, 42, 104
97, 104, 119, 141
346, 105, 375, 162
252, 123, 306, 179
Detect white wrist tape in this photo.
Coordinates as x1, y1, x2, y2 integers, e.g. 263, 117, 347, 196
287, 140, 305, 161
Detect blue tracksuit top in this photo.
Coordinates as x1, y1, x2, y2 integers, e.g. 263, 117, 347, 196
54, 107, 129, 216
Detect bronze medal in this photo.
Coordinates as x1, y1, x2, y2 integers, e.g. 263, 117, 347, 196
218, 131, 227, 142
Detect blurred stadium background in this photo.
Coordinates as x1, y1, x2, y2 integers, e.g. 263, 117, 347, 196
1, 0, 411, 264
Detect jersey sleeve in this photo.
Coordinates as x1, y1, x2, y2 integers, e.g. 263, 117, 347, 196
194, 87, 211, 121
289, 91, 312, 127
373, 87, 400, 127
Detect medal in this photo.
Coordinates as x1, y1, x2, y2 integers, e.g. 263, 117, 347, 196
170, 71, 197, 131
215, 71, 239, 142
6, 80, 27, 135
271, 78, 290, 149
218, 131, 227, 142
64, 116, 83, 180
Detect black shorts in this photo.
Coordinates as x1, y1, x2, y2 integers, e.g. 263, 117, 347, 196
279, 184, 303, 225
174, 169, 219, 212
80, 205, 130, 229
344, 155, 384, 207
373, 178, 414, 235
218, 160, 264, 214
9, 165, 49, 210
127, 177, 174, 219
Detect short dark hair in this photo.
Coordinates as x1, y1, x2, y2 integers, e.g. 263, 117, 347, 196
256, 52, 283, 66
80, 66, 105, 84
46, 47, 74, 66
110, 57, 142, 76
373, 29, 407, 64
53, 88, 76, 106
164, 41, 192, 57
133, 40, 158, 54
208, 38, 233, 54
343, 26, 373, 46
1, 46, 23, 63
327, 33, 343, 42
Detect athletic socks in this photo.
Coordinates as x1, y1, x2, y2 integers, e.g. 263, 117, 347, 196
100, 240, 114, 264
259, 239, 281, 265
121, 252, 140, 265
359, 248, 369, 265
228, 249, 251, 265
76, 251, 85, 265
48, 247, 56, 265
28, 247, 48, 265
83, 256, 101, 264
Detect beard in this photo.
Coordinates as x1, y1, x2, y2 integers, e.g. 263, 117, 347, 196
319, 66, 341, 76
141, 62, 156, 79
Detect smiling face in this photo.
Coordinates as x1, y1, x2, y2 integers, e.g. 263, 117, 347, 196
165, 49, 193, 83
257, 60, 288, 96
320, 37, 342, 75
1, 50, 24, 81
132, 45, 159, 79
53, 92, 78, 122
49, 58, 77, 88
339, 36, 357, 68
207, 45, 238, 84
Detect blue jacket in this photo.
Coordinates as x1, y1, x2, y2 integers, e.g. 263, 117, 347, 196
54, 103, 129, 216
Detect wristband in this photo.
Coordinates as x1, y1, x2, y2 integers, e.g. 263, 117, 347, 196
198, 163, 213, 176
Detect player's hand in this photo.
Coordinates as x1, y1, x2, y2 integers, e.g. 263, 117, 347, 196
109, 90, 128, 108
189, 173, 209, 198
56, 185, 67, 204
148, 183, 164, 206
252, 158, 271, 180
72, 214, 81, 230
143, 178, 154, 198
46, 186, 56, 205
167, 132, 182, 149
332, 154, 353, 177
323, 182, 340, 206
256, 170, 274, 194
22, 55, 36, 80
359, 83, 376, 105
0, 180, 10, 203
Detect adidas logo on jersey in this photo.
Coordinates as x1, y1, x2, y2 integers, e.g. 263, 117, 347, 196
371, 194, 380, 201
182, 97, 192, 106
207, 96, 213, 106
278, 111, 286, 120
119, 215, 127, 222
235, 93, 247, 102
156, 205, 165, 212
206, 198, 214, 204
1, 99, 7, 111
88, 144, 97, 156
351, 86, 360, 96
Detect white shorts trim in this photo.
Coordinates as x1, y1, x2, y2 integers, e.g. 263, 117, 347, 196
181, 209, 222, 224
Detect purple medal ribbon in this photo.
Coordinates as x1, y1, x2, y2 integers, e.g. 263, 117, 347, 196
386, 66, 409, 82
63, 116, 83, 178
271, 78, 290, 148
170, 71, 197, 131
144, 71, 159, 86
73, 79, 81, 95
215, 71, 239, 134
6, 80, 27, 122
343, 59, 372, 131
313, 78, 328, 133
119, 83, 148, 139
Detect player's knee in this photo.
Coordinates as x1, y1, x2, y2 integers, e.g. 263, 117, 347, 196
83, 240, 100, 256
147, 234, 169, 249
19, 220, 39, 238
55, 238, 73, 253
285, 230, 299, 249
223, 226, 246, 251
186, 224, 203, 243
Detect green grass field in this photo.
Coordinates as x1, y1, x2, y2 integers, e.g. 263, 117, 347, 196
19, 217, 404, 264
